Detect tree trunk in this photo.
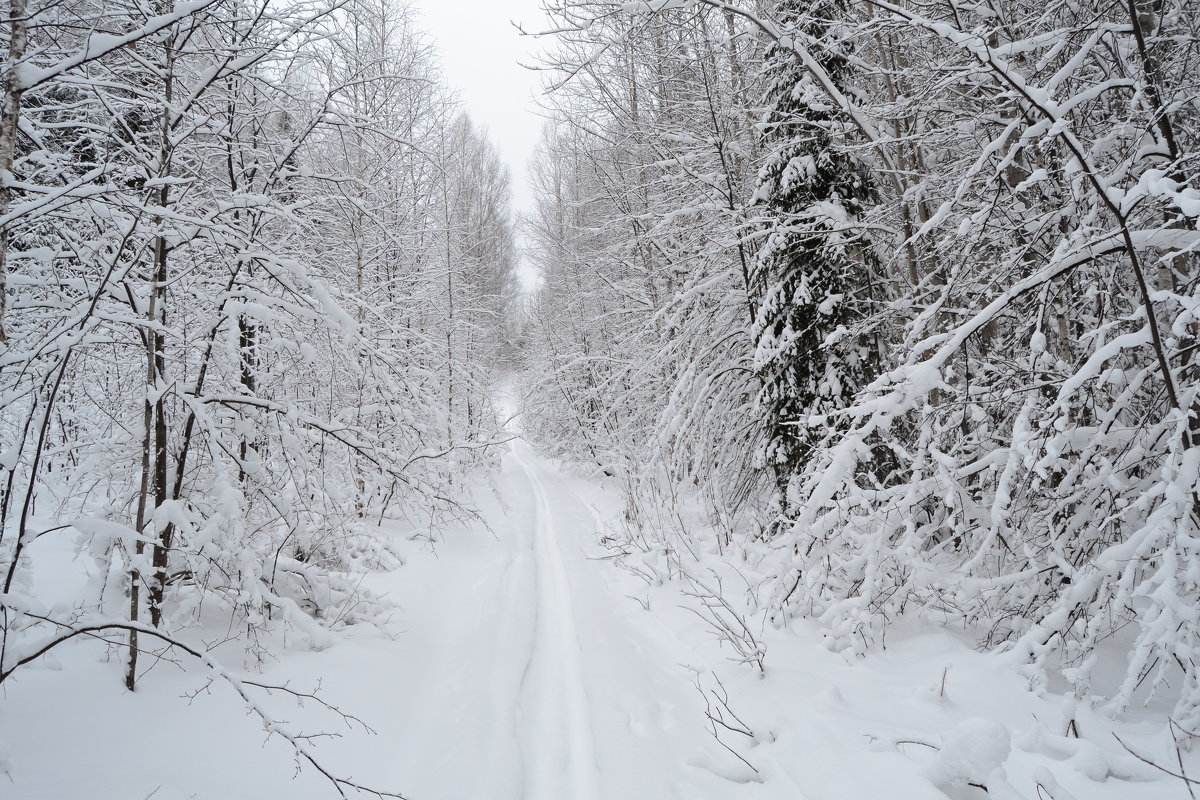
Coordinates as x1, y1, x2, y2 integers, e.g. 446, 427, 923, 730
0, 0, 30, 343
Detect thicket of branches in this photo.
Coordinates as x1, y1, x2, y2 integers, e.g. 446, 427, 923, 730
0, 0, 515, 713
524, 0, 1200, 724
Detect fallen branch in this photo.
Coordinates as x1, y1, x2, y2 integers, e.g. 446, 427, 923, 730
0, 603, 407, 799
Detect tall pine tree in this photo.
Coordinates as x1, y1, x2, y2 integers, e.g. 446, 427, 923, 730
751, 0, 877, 516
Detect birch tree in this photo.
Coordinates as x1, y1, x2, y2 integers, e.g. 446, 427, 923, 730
1, 0, 517, 718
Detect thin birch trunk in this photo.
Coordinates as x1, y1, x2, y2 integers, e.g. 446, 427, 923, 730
0, 0, 29, 343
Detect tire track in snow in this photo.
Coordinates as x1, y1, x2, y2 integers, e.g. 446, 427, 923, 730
511, 441, 601, 800
472, 493, 536, 800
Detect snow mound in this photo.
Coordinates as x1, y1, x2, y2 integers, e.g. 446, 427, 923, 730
926, 717, 1011, 789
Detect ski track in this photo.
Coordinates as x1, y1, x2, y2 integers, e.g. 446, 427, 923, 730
511, 440, 602, 800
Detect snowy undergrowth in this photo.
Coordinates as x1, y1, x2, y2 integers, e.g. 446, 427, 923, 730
0, 478, 497, 800
583, 472, 1200, 800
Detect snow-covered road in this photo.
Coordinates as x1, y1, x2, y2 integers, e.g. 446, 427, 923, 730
385, 435, 740, 800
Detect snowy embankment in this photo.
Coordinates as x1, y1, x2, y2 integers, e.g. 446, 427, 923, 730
2, 435, 1195, 799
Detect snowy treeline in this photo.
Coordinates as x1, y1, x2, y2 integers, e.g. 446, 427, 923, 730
0, 0, 514, 698
525, 0, 1200, 723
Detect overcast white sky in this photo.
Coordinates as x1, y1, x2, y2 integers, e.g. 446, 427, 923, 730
410, 0, 549, 217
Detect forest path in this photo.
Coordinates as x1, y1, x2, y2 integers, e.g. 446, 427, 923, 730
376, 414, 749, 800
0, 415, 758, 800
509, 439, 601, 800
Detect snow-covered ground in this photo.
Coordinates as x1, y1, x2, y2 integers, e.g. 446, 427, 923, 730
2, 429, 1195, 799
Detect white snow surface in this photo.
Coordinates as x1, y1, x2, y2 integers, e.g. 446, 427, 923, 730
1, 421, 1195, 799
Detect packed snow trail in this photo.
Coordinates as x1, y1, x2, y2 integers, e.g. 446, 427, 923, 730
510, 440, 601, 800
359, 423, 753, 800
486, 434, 734, 800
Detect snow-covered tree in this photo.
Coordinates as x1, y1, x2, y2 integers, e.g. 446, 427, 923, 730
0, 0, 516, 706
527, 1, 766, 528
528, 0, 1200, 727
749, 0, 879, 515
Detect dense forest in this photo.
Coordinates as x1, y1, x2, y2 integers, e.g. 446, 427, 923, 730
0, 0, 517, 777
525, 0, 1200, 727
2, 0, 1199, 796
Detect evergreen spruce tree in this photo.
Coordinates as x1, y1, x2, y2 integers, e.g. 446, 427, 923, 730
751, 0, 877, 515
